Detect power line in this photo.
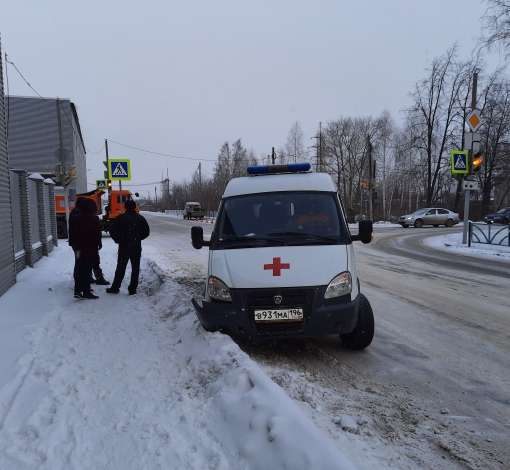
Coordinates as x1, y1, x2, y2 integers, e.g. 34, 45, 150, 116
4, 53, 103, 155
4, 54, 57, 107
107, 139, 216, 162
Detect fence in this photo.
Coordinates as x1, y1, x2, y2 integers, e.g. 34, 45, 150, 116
468, 222, 510, 247
9, 170, 57, 274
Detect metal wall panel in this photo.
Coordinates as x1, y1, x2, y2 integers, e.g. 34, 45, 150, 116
6, 96, 87, 193
0, 34, 16, 296
28, 178, 40, 245
9, 170, 23, 254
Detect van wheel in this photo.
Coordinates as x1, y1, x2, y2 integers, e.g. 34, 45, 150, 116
57, 220, 67, 239
340, 294, 374, 350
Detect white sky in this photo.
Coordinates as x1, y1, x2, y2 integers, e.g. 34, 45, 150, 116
0, 0, 498, 195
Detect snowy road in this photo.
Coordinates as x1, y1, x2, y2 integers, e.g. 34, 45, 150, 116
144, 214, 510, 469
0, 213, 508, 469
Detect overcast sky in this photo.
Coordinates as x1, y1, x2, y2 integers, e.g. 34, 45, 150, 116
0, 0, 499, 196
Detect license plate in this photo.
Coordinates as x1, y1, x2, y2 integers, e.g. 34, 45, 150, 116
254, 308, 303, 322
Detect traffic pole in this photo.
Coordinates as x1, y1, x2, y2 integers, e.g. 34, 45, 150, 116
462, 72, 478, 245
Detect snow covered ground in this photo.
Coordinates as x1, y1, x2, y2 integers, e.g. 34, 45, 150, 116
0, 218, 508, 469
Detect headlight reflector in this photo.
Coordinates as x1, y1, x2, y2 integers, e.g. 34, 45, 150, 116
208, 276, 232, 302
325, 271, 352, 299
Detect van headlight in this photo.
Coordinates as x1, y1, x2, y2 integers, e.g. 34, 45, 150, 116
325, 272, 352, 299
208, 276, 232, 302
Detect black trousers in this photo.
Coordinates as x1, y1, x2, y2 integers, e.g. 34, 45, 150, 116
111, 249, 141, 292
75, 256, 95, 295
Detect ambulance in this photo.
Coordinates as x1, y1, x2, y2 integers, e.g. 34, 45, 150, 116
190, 163, 374, 349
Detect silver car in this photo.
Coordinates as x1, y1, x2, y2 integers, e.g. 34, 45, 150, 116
398, 208, 460, 228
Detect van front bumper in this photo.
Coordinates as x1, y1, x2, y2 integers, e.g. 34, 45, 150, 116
191, 286, 359, 340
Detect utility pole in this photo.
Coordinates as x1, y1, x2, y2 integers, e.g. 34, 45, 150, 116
271, 147, 275, 164
319, 122, 322, 172
462, 72, 478, 244
367, 135, 373, 221
105, 139, 111, 197
56, 98, 70, 238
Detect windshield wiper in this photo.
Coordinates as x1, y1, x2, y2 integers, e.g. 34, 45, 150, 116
267, 231, 338, 243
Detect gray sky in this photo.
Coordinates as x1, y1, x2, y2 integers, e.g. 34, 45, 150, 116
0, 0, 496, 195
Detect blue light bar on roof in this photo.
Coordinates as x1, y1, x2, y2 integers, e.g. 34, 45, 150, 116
247, 162, 311, 175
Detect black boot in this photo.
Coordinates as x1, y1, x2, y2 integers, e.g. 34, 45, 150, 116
93, 269, 110, 285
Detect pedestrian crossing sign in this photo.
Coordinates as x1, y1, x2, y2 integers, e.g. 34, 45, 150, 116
450, 150, 469, 174
96, 179, 108, 190
108, 159, 131, 181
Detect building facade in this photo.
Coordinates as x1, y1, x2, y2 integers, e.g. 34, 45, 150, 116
6, 96, 87, 193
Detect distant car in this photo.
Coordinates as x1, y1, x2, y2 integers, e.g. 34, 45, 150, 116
398, 208, 460, 228
484, 207, 510, 225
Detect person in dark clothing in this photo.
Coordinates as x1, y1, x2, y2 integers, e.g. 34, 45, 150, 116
69, 197, 110, 286
69, 198, 102, 299
106, 199, 150, 295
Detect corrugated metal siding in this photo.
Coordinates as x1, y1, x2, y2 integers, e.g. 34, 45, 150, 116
6, 96, 87, 193
0, 34, 17, 296
9, 171, 23, 254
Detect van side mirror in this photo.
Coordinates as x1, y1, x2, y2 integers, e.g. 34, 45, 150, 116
351, 219, 373, 244
191, 226, 210, 249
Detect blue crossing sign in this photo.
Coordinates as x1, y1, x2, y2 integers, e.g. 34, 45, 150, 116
96, 179, 108, 190
450, 150, 469, 174
108, 159, 131, 181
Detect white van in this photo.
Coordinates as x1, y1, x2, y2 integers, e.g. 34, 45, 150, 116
191, 163, 374, 349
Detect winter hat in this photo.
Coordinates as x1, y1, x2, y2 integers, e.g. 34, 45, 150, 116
125, 199, 136, 211
82, 198, 98, 214
75, 197, 87, 210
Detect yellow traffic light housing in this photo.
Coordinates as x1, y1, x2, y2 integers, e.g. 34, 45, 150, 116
471, 152, 483, 174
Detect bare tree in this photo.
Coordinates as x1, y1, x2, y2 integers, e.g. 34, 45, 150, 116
284, 121, 306, 163
480, 0, 510, 59
405, 46, 472, 206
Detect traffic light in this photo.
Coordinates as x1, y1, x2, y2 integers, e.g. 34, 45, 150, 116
107, 180, 112, 189
51, 164, 62, 184
362, 179, 368, 189
471, 151, 483, 174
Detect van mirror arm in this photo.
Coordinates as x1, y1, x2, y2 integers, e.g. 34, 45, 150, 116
351, 219, 373, 244
191, 226, 210, 250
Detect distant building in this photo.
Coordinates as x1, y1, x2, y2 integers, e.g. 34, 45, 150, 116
6, 96, 87, 193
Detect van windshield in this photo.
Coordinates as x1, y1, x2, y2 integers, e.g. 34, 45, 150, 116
216, 191, 348, 247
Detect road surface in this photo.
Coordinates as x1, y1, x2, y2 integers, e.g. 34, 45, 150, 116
144, 213, 510, 469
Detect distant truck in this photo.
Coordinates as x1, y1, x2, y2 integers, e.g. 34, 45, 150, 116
183, 202, 206, 220
55, 188, 139, 238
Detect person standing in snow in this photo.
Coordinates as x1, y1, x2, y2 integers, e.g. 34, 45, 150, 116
69, 198, 102, 299
106, 199, 150, 295
69, 197, 110, 286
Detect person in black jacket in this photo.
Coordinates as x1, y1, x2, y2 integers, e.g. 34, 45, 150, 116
69, 197, 110, 286
69, 198, 102, 299
106, 199, 150, 295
